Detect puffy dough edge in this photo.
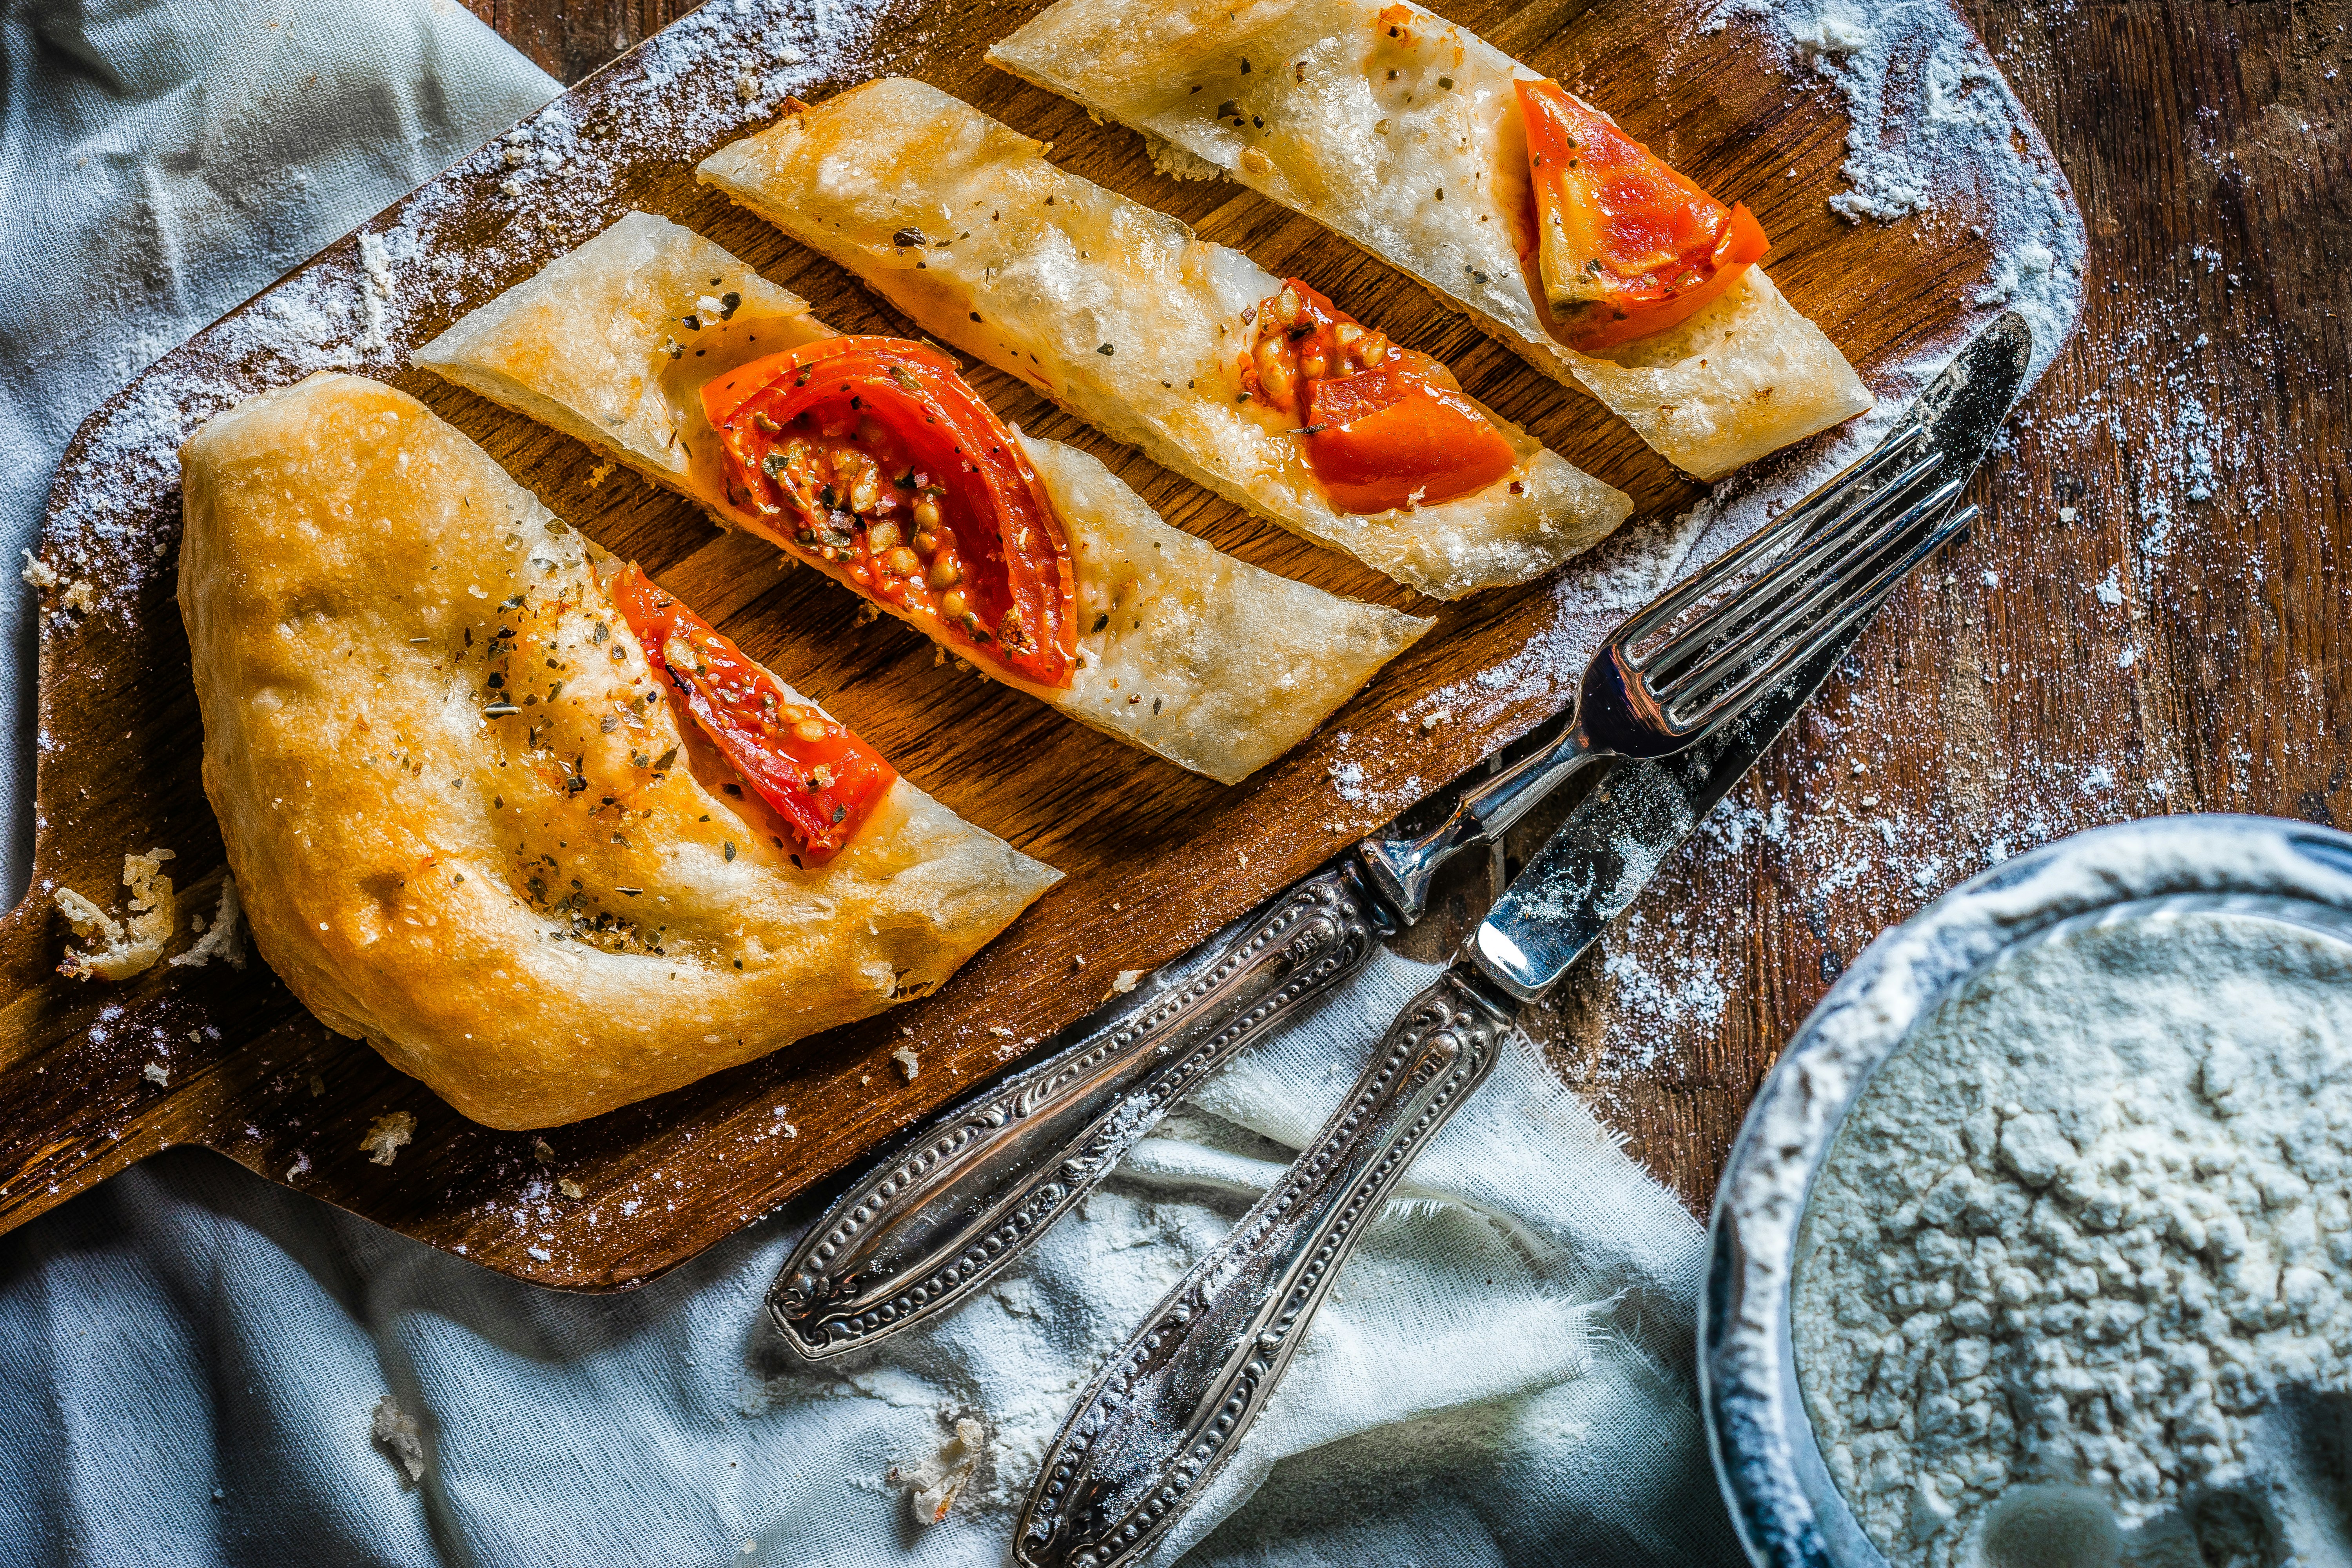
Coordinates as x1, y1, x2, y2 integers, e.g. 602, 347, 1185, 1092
177, 370, 1058, 1128
696, 78, 1630, 598
412, 211, 1431, 784
989, 0, 1872, 480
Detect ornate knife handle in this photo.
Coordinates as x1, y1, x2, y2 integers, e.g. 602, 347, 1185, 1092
1014, 967, 1515, 1568
768, 864, 1394, 1360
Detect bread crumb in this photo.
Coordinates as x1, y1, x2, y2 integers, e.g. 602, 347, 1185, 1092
142, 1062, 170, 1086
169, 876, 246, 969
1111, 969, 1145, 995
19, 550, 57, 590
361, 1112, 416, 1165
557, 1178, 584, 1198
309, 1073, 326, 1097
533, 1138, 556, 1161
56, 849, 176, 981
889, 1416, 987, 1525
587, 460, 615, 488
1419, 708, 1451, 732
1143, 131, 1223, 181
285, 1152, 310, 1180
988, 1024, 1015, 1038
892, 1045, 919, 1082
370, 1394, 426, 1484
60, 580, 94, 614
854, 600, 881, 626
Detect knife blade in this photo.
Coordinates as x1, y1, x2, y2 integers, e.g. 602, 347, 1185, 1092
1011, 313, 2032, 1568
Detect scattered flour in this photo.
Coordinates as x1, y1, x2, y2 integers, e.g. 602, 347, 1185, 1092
42, 0, 889, 620
1791, 909, 2352, 1566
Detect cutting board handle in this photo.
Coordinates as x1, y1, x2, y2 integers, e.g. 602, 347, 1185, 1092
0, 866, 251, 1227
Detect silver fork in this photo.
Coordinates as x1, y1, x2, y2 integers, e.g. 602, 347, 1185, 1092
1358, 423, 1964, 915
1012, 450, 1987, 1568
768, 415, 1972, 1363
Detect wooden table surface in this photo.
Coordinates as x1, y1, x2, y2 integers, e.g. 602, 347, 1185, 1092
460, 0, 2351, 1213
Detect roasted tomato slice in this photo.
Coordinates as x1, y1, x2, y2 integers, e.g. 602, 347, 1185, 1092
1237, 279, 1517, 515
1516, 80, 1770, 353
610, 563, 896, 866
703, 337, 1078, 689
1302, 365, 1518, 514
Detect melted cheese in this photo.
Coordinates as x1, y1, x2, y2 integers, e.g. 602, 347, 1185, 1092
696, 79, 1631, 597
989, 0, 1874, 479
414, 211, 1429, 784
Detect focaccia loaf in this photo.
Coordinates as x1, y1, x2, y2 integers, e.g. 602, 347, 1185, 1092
178, 372, 1058, 1129
696, 79, 1632, 598
415, 211, 1429, 785
989, 0, 1873, 479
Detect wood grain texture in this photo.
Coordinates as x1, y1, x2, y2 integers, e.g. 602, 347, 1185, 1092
1524, 0, 2352, 1207
2, 0, 2073, 1287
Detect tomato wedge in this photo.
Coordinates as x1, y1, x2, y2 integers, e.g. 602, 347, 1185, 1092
1302, 366, 1517, 514
610, 563, 896, 866
702, 338, 1077, 689
1516, 80, 1769, 353
1238, 279, 1517, 515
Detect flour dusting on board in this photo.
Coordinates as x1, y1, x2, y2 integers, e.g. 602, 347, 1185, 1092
43, 0, 889, 627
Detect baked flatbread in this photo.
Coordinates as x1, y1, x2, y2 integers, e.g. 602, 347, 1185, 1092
178, 372, 1059, 1129
697, 79, 1632, 597
415, 211, 1430, 783
989, 0, 1873, 479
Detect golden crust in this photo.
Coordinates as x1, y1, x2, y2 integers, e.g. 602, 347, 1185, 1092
988, 0, 1873, 479
177, 372, 1059, 1129
414, 212, 1430, 783
696, 79, 1631, 597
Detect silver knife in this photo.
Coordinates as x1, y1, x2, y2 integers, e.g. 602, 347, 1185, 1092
1010, 315, 2033, 1568
770, 314, 2034, 1363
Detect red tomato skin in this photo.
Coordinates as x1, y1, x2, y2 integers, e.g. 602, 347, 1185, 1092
702, 338, 1078, 690
609, 563, 897, 865
1516, 80, 1769, 353
1245, 279, 1520, 515
1301, 366, 1519, 515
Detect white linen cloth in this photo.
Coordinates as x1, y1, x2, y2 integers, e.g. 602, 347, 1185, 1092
0, 0, 558, 898
0, 4, 1743, 1563
0, 951, 1737, 1565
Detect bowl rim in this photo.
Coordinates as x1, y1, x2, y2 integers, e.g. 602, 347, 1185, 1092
1695, 812, 2352, 1568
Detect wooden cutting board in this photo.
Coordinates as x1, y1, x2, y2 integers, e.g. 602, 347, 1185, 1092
0, 0, 2058, 1287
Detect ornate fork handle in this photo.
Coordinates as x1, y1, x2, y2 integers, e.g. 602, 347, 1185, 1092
1015, 967, 1515, 1568
768, 864, 1394, 1359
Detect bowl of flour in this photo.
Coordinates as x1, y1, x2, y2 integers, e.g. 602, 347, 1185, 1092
1700, 815, 2352, 1568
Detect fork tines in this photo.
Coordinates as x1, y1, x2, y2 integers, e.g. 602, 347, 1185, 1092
1624, 423, 1978, 735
